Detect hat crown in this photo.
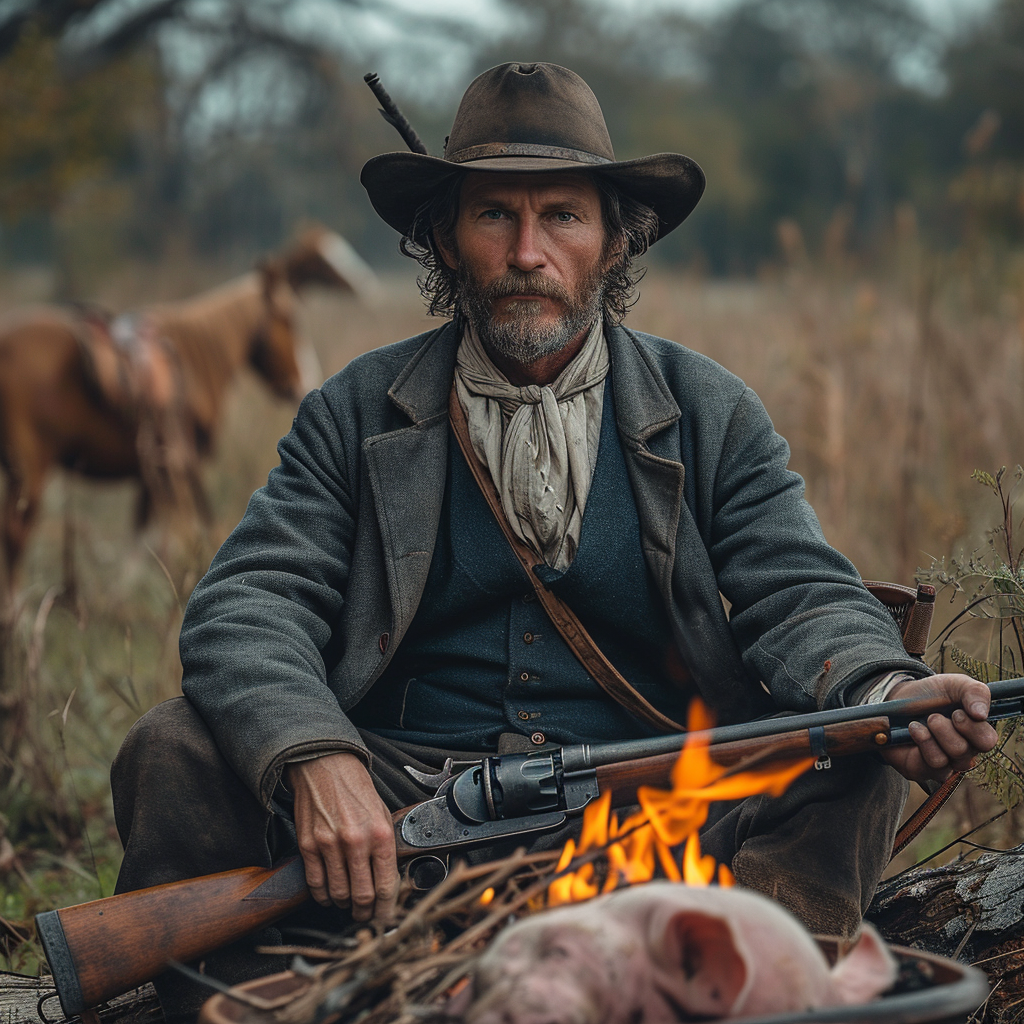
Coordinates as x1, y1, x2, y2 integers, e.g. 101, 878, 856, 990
445, 62, 616, 164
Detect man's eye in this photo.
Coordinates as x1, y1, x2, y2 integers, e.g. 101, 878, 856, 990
483, 209, 504, 220
555, 211, 576, 222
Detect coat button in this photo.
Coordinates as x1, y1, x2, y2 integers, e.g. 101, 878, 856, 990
379, 633, 389, 654
530, 731, 546, 745
523, 632, 534, 644
519, 671, 530, 682
517, 711, 530, 721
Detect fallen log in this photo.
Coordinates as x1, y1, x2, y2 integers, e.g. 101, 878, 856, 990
0, 972, 158, 1024
867, 842, 1024, 1023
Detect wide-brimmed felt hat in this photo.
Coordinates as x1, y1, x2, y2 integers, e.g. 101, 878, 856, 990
360, 62, 705, 242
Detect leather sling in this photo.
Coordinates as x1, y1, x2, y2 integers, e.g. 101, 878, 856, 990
891, 770, 965, 860
448, 387, 686, 734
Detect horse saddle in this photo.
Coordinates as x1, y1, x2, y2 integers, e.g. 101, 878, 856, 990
77, 310, 179, 415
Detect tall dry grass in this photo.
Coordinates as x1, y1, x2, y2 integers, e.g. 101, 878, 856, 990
1, 242, 1024, 964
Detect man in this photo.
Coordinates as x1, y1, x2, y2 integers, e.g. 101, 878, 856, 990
112, 62, 995, 1018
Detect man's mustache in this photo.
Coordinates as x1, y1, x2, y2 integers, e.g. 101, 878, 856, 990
482, 272, 572, 304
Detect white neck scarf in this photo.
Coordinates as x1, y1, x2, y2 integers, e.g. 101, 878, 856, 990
454, 321, 610, 571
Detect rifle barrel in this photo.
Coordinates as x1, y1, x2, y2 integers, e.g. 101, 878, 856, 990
577, 677, 1024, 770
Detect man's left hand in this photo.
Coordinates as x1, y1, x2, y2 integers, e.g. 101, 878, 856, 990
880, 673, 998, 783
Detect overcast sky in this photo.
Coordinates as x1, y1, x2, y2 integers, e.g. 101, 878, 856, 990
385, 0, 999, 28
629, 0, 996, 24
335, 0, 1001, 105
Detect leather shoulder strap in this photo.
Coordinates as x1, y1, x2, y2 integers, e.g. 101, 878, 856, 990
448, 388, 685, 734
890, 770, 965, 860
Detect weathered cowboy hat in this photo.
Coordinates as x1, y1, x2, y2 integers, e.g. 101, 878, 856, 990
361, 62, 705, 242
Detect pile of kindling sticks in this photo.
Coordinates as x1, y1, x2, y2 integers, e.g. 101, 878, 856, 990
228, 848, 568, 1024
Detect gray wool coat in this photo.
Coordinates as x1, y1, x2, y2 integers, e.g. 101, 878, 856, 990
179, 321, 928, 809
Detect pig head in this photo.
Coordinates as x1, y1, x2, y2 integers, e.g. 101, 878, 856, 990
458, 882, 897, 1024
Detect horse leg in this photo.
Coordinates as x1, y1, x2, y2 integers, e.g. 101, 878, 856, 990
59, 477, 88, 626
2, 466, 44, 613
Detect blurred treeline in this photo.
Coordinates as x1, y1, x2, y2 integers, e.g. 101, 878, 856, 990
2, 0, 1024, 288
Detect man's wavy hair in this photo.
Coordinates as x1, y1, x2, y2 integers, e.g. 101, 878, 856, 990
399, 175, 661, 323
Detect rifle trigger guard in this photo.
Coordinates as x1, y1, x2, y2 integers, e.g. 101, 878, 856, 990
809, 726, 831, 770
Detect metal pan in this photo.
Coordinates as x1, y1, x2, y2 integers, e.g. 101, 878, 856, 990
198, 943, 990, 1024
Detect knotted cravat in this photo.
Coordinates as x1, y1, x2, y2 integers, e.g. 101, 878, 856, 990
454, 321, 609, 571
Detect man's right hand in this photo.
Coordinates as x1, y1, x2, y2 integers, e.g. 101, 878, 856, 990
284, 751, 400, 923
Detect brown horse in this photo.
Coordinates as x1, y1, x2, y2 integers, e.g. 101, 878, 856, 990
0, 225, 377, 594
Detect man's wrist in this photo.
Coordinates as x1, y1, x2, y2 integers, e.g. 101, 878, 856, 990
850, 671, 919, 706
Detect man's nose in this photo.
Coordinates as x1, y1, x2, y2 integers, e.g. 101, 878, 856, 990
507, 218, 545, 271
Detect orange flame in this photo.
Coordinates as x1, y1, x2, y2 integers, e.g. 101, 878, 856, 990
548, 700, 814, 904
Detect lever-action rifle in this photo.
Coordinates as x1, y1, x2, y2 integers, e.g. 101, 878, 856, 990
36, 678, 1024, 1016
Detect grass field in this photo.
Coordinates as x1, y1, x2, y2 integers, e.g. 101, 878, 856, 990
2, 256, 1023, 972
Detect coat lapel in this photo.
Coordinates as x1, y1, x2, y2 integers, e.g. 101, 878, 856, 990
362, 322, 458, 645
608, 324, 731, 697
606, 323, 685, 596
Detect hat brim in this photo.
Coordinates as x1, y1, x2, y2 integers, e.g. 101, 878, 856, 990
360, 151, 705, 242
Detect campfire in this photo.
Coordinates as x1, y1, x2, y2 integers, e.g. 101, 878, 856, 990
199, 701, 827, 1024
549, 700, 814, 902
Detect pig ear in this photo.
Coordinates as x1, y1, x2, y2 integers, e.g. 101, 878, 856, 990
829, 923, 898, 1005
662, 910, 747, 1018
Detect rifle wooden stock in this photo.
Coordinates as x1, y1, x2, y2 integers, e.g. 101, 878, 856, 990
35, 857, 308, 1016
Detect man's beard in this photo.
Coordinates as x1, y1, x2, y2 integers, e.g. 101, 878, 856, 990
458, 265, 606, 366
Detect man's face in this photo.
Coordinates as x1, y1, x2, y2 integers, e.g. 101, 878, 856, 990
441, 172, 609, 365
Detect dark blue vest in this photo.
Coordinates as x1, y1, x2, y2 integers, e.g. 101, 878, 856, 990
350, 382, 694, 749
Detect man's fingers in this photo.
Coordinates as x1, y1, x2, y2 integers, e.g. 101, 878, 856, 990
908, 720, 950, 770
881, 744, 947, 784
318, 833, 357, 910
959, 682, 991, 720
951, 708, 999, 753
372, 836, 401, 924
298, 845, 332, 907
881, 743, 951, 784
348, 877, 376, 920
926, 714, 971, 760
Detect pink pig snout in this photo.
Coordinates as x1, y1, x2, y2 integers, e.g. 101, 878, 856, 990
460, 883, 897, 1024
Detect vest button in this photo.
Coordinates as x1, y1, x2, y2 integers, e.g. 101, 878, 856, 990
530, 731, 546, 745
517, 711, 530, 721
523, 632, 534, 644
519, 672, 530, 682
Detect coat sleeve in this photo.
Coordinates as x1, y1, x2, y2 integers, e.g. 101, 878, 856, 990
179, 386, 367, 808
708, 386, 930, 711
